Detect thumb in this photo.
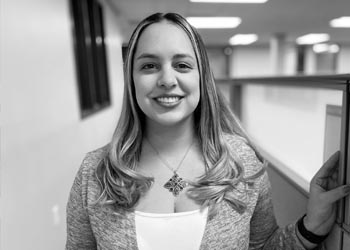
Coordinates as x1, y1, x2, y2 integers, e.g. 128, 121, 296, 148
321, 185, 350, 203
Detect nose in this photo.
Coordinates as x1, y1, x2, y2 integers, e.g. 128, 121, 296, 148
157, 66, 177, 88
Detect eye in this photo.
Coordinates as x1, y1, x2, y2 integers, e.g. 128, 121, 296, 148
178, 63, 190, 68
175, 62, 193, 71
140, 63, 158, 71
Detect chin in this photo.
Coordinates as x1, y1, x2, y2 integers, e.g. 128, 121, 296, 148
150, 114, 194, 127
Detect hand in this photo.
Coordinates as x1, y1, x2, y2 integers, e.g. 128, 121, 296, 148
305, 151, 350, 236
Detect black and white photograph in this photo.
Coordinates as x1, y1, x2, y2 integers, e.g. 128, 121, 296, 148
1, 0, 350, 249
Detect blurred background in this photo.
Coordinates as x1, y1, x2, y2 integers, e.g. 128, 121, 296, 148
1, 0, 350, 249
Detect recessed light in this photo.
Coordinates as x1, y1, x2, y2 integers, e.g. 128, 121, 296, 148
187, 17, 241, 29
329, 44, 340, 53
296, 33, 329, 45
313, 44, 340, 53
330, 16, 350, 28
229, 34, 258, 45
190, 0, 268, 3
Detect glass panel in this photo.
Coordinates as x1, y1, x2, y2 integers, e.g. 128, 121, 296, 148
345, 101, 350, 227
218, 80, 348, 248
241, 84, 343, 192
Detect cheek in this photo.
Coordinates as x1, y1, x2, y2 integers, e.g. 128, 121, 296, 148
134, 87, 150, 117
133, 75, 149, 98
133, 73, 156, 91
133, 80, 157, 117
193, 87, 200, 109
186, 74, 200, 101
133, 80, 147, 109
134, 89, 143, 108
181, 74, 200, 110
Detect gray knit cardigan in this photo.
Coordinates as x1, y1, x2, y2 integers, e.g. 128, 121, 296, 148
66, 135, 307, 250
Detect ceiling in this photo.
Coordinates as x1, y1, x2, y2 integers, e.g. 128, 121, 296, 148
110, 0, 350, 46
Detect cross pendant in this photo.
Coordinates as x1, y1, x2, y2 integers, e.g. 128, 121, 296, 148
163, 172, 188, 196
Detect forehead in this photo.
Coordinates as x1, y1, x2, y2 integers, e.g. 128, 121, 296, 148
134, 21, 196, 58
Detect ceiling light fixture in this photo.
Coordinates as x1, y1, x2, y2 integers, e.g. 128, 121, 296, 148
190, 0, 268, 3
313, 44, 340, 53
187, 17, 241, 29
296, 33, 329, 45
229, 34, 258, 45
330, 16, 350, 28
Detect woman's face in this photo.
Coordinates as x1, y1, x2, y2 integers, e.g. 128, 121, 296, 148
132, 21, 200, 127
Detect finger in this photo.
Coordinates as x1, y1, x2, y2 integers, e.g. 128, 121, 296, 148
321, 184, 350, 203
328, 178, 341, 190
314, 170, 340, 190
314, 151, 340, 179
330, 168, 339, 180
314, 177, 328, 190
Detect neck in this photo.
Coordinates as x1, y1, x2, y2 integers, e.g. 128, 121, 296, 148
144, 118, 196, 154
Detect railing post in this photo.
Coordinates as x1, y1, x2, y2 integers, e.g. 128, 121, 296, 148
343, 82, 350, 228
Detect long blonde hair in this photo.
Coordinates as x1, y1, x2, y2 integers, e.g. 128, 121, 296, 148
96, 13, 264, 214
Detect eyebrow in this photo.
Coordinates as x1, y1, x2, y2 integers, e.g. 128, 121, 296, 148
135, 53, 195, 61
173, 53, 195, 61
135, 53, 158, 60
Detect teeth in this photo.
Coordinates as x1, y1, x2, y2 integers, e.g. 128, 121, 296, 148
156, 96, 180, 103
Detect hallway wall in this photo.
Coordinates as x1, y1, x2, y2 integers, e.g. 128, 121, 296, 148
228, 44, 350, 78
1, 0, 124, 249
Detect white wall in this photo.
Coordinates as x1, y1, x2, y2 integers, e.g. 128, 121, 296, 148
229, 45, 272, 77
302, 44, 350, 75
337, 45, 350, 74
206, 47, 228, 79
241, 85, 342, 190
284, 44, 298, 75
0, 0, 124, 249
230, 44, 350, 77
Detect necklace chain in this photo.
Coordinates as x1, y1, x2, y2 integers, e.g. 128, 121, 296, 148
145, 137, 194, 174
144, 137, 194, 196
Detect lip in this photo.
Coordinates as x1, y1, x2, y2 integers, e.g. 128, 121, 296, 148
152, 95, 184, 108
153, 94, 184, 98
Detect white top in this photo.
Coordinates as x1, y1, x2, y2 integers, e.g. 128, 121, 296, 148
134, 207, 208, 250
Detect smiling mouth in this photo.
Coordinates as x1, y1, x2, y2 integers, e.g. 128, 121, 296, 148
154, 96, 183, 104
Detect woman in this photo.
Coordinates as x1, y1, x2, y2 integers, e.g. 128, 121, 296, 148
66, 13, 350, 250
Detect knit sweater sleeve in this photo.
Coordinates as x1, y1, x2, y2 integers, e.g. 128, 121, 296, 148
249, 171, 306, 250
66, 154, 97, 250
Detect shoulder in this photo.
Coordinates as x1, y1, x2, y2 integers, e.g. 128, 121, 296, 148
224, 133, 248, 149
224, 133, 265, 179
83, 145, 109, 167
79, 144, 109, 175
73, 145, 109, 201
